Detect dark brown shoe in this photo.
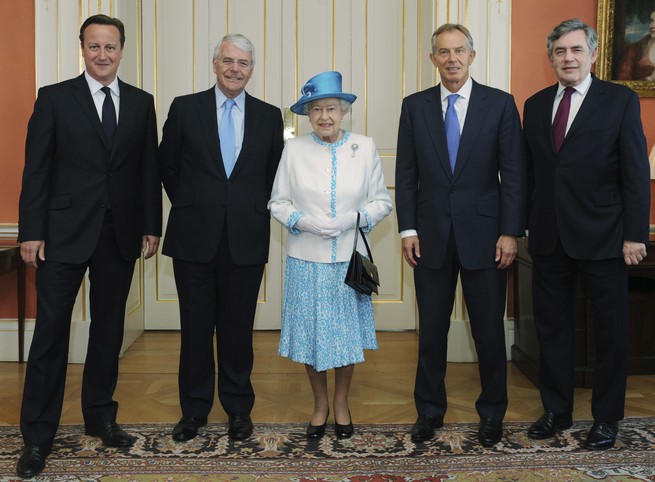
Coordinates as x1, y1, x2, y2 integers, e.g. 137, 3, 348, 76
85, 421, 136, 448
584, 421, 618, 450
228, 413, 253, 440
16, 444, 51, 479
410, 415, 444, 443
172, 417, 208, 442
527, 412, 573, 440
478, 418, 503, 447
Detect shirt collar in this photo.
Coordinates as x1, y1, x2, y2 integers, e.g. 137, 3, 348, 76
215, 86, 246, 112
557, 73, 592, 97
440, 76, 473, 101
84, 71, 120, 97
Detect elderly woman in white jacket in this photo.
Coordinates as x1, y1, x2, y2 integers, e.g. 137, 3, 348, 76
268, 71, 392, 440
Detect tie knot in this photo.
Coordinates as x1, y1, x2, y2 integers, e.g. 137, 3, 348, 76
101, 86, 111, 97
447, 94, 459, 107
224, 99, 236, 111
563, 86, 575, 98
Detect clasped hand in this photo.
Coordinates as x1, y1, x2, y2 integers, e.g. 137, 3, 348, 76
296, 213, 360, 238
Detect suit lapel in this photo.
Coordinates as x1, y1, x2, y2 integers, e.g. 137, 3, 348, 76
454, 80, 487, 180
71, 74, 110, 150
421, 86, 452, 178
196, 88, 223, 176
563, 76, 604, 147
111, 79, 134, 156
230, 92, 261, 178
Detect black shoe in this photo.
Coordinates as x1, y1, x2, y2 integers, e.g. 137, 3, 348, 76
410, 415, 444, 443
335, 411, 354, 440
584, 421, 618, 450
16, 444, 51, 479
527, 412, 573, 440
172, 417, 208, 442
478, 418, 503, 447
228, 413, 253, 440
306, 410, 329, 440
84, 421, 136, 448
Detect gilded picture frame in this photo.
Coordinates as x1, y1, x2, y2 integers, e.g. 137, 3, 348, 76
596, 0, 655, 97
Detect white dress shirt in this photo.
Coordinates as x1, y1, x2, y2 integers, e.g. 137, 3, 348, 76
85, 71, 120, 123
551, 73, 593, 135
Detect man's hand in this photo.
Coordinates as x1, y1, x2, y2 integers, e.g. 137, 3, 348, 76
402, 235, 421, 268
142, 235, 160, 259
20, 240, 45, 268
623, 240, 647, 266
495, 234, 517, 269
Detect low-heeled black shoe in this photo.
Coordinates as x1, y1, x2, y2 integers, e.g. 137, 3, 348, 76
527, 412, 573, 440
335, 411, 354, 440
16, 444, 51, 479
306, 410, 329, 440
84, 421, 136, 448
228, 413, 254, 440
584, 421, 618, 450
478, 418, 503, 447
410, 415, 444, 443
172, 416, 208, 442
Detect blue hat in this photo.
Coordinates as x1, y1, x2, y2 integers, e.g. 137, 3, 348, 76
290, 71, 357, 115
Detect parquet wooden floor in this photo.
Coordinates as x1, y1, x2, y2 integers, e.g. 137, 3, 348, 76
1, 331, 654, 426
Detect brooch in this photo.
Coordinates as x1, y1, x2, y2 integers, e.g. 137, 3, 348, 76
351, 143, 359, 158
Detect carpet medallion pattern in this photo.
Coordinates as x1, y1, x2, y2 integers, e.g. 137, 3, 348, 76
0, 417, 654, 481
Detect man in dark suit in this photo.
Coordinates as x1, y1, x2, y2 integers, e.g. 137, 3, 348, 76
523, 19, 650, 450
16, 14, 161, 478
159, 33, 284, 442
395, 23, 525, 447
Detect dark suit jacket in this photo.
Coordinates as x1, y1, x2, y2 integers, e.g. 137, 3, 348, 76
523, 75, 650, 260
18, 74, 162, 263
395, 80, 525, 270
159, 88, 284, 265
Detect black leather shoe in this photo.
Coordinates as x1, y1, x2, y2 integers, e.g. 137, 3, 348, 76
228, 413, 253, 440
584, 421, 618, 450
16, 444, 51, 479
478, 418, 503, 447
306, 410, 329, 440
172, 417, 208, 442
84, 421, 136, 448
410, 415, 444, 443
335, 411, 354, 440
527, 412, 573, 440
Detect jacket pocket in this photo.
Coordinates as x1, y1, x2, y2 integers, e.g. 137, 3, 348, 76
593, 191, 622, 206
476, 201, 499, 218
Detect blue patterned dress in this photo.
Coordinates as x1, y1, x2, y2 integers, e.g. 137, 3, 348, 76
278, 132, 378, 372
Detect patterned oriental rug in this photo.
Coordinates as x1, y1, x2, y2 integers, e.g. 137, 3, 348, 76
1, 418, 654, 481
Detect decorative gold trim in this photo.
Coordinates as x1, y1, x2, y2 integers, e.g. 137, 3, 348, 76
597, 0, 655, 97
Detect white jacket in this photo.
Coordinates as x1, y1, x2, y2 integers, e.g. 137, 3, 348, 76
268, 131, 393, 263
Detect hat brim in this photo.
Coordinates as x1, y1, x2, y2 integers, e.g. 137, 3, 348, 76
290, 93, 357, 115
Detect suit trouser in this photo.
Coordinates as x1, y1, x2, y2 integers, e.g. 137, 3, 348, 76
173, 228, 264, 419
20, 212, 135, 445
413, 230, 508, 421
531, 241, 629, 421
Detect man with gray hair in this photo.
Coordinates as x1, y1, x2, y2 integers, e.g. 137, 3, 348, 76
523, 19, 650, 449
395, 24, 525, 447
159, 33, 284, 441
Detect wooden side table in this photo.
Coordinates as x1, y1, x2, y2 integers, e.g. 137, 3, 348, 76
0, 246, 26, 362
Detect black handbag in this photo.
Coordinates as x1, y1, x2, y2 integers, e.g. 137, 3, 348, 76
344, 213, 380, 295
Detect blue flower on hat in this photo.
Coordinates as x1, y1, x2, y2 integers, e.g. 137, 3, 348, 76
290, 71, 357, 115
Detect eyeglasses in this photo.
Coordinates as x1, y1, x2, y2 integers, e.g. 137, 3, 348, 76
217, 57, 252, 69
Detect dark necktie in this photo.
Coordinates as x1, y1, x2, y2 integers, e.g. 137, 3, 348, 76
444, 94, 460, 172
220, 99, 236, 177
101, 86, 116, 145
552, 86, 574, 153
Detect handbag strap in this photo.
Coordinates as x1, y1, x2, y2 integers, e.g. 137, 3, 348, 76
352, 212, 374, 262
